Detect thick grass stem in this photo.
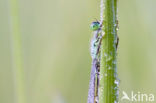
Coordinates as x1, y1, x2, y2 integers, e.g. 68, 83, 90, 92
99, 0, 119, 103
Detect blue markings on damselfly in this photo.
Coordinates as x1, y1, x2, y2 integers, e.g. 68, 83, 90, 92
90, 22, 100, 31
88, 21, 104, 103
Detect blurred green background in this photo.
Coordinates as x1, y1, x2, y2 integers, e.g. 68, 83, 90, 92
0, 0, 156, 103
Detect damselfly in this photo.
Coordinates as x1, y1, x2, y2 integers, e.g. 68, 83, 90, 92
87, 21, 104, 103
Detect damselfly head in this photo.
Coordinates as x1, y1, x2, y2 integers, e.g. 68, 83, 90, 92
90, 21, 100, 31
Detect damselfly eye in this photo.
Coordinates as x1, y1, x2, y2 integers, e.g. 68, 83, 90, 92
90, 21, 100, 31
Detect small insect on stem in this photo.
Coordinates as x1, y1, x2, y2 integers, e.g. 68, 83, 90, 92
87, 21, 104, 103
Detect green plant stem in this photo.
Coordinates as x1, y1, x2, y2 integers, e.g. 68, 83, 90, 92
99, 0, 118, 103
9, 0, 26, 103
